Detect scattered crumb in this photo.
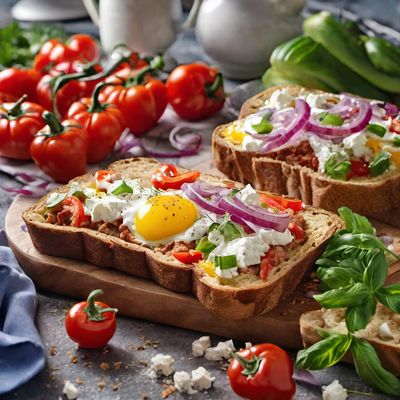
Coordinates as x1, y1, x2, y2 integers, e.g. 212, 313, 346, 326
102, 346, 110, 355
137, 345, 145, 351
75, 378, 85, 385
98, 379, 106, 390
45, 384, 51, 390
111, 382, 122, 391
139, 360, 148, 368
161, 385, 175, 398
49, 346, 57, 356
100, 362, 110, 372
114, 361, 122, 370
70, 355, 78, 364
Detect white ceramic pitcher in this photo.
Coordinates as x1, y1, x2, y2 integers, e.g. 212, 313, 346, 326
82, 0, 202, 55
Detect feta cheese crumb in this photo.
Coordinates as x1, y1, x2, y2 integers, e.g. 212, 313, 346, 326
379, 322, 394, 340
242, 134, 264, 152
62, 381, 78, 400
342, 132, 373, 161
245, 342, 252, 349
322, 380, 348, 400
238, 184, 260, 206
205, 340, 235, 361
192, 336, 211, 357
208, 229, 224, 246
260, 228, 294, 246
191, 367, 215, 391
215, 266, 239, 279
173, 371, 196, 394
266, 88, 294, 109
149, 354, 175, 377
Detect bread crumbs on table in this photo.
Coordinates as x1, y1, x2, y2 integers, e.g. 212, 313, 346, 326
98, 379, 106, 390
100, 362, 110, 372
75, 378, 85, 385
111, 382, 122, 391
161, 385, 175, 398
114, 361, 122, 370
70, 355, 78, 364
49, 345, 57, 356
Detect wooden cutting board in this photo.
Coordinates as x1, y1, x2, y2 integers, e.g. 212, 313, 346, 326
6, 196, 400, 349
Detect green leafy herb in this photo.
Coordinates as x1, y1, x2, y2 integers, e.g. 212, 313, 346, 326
209, 214, 244, 242
363, 250, 387, 290
393, 137, 400, 147
369, 151, 391, 177
319, 112, 344, 126
318, 264, 363, 290
227, 188, 240, 199
214, 255, 237, 270
296, 332, 353, 370
195, 237, 217, 254
314, 282, 370, 308
111, 180, 133, 195
46, 192, 66, 210
325, 153, 351, 180
251, 117, 273, 134
367, 123, 386, 137
351, 339, 400, 396
71, 190, 87, 203
376, 283, 400, 313
338, 206, 375, 235
345, 297, 376, 332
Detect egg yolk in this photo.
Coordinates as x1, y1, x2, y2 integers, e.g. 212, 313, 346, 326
222, 123, 247, 144
134, 195, 198, 241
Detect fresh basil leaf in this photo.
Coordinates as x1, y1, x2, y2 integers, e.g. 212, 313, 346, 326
325, 153, 351, 180
338, 207, 375, 235
111, 180, 133, 195
314, 283, 370, 308
195, 237, 217, 254
319, 112, 344, 126
369, 151, 391, 177
345, 296, 376, 332
363, 249, 387, 290
351, 339, 400, 396
315, 257, 339, 268
46, 192, 66, 209
376, 283, 400, 313
320, 266, 363, 289
367, 123, 386, 137
296, 332, 352, 370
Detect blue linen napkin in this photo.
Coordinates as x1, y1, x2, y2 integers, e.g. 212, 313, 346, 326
0, 230, 45, 394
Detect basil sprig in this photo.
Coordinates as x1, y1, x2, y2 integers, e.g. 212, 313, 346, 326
369, 151, 391, 177
296, 207, 400, 396
209, 214, 244, 242
325, 153, 351, 180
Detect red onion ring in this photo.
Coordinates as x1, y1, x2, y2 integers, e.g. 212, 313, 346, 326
169, 126, 202, 152
384, 102, 398, 117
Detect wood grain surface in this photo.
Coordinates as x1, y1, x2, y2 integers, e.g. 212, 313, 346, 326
6, 196, 400, 349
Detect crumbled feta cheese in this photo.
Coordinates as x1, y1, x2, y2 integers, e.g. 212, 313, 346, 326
242, 134, 264, 152
215, 266, 239, 279
88, 197, 129, 222
173, 371, 196, 394
209, 236, 269, 268
238, 184, 260, 206
97, 179, 111, 191
309, 135, 345, 173
245, 342, 252, 349
205, 340, 235, 361
260, 228, 293, 246
379, 322, 394, 340
266, 88, 294, 109
149, 354, 175, 377
305, 92, 333, 111
192, 336, 211, 357
62, 381, 78, 400
322, 380, 348, 400
82, 188, 97, 198
342, 132, 373, 161
191, 367, 215, 391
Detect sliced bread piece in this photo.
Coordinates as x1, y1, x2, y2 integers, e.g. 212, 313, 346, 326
300, 305, 400, 375
212, 85, 400, 227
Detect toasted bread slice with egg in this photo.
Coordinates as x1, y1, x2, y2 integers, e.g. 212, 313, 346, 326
23, 157, 342, 318
213, 85, 400, 228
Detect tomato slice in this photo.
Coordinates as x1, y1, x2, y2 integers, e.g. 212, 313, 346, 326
172, 250, 203, 264
151, 163, 200, 190
57, 196, 85, 227
259, 194, 286, 212
95, 169, 114, 181
288, 222, 305, 241
260, 256, 273, 281
260, 193, 303, 212
390, 118, 400, 134
349, 159, 370, 177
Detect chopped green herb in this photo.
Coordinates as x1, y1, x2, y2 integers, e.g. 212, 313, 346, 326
252, 117, 273, 134
367, 123, 386, 137
111, 180, 133, 195
393, 137, 400, 147
214, 255, 237, 270
319, 112, 344, 126
227, 188, 240, 199
325, 153, 351, 180
46, 192, 66, 210
71, 190, 87, 202
369, 151, 391, 177
195, 237, 217, 254
209, 214, 244, 242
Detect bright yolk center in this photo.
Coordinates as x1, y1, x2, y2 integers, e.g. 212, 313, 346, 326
134, 195, 198, 241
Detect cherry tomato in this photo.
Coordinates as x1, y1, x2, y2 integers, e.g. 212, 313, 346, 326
348, 159, 370, 179
67, 83, 125, 163
390, 118, 400, 134
67, 34, 100, 63
288, 222, 305, 241
0, 95, 45, 160
65, 289, 118, 349
30, 111, 89, 183
260, 256, 273, 281
151, 163, 200, 190
228, 344, 296, 400
172, 250, 203, 264
0, 67, 41, 103
166, 63, 225, 120
56, 196, 85, 227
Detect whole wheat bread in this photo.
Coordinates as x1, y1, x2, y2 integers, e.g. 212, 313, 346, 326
23, 157, 342, 319
300, 305, 400, 375
212, 85, 400, 227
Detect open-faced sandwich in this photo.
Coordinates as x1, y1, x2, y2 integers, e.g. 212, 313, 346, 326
213, 85, 400, 227
23, 157, 342, 319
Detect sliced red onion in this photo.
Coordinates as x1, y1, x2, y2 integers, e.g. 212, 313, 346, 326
189, 180, 230, 198
293, 369, 321, 389
218, 196, 289, 232
384, 102, 398, 117
169, 126, 202, 152
325, 95, 355, 119
181, 182, 225, 215
307, 99, 372, 138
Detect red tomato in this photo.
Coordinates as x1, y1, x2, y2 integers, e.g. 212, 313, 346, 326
65, 289, 117, 349
172, 250, 203, 264
67, 83, 125, 163
95, 169, 114, 182
166, 63, 225, 120
288, 222, 305, 241
260, 256, 273, 281
67, 34, 100, 63
348, 159, 370, 179
56, 196, 85, 227
390, 118, 400, 134
0, 96, 45, 160
151, 163, 200, 190
228, 344, 296, 400
30, 111, 89, 183
0, 92, 18, 103
259, 194, 286, 212
0, 67, 41, 103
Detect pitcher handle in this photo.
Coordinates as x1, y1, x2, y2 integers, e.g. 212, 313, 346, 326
182, 0, 203, 30
82, 0, 100, 26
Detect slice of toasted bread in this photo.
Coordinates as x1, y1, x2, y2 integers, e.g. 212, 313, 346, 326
23, 157, 342, 318
300, 306, 400, 375
212, 85, 400, 227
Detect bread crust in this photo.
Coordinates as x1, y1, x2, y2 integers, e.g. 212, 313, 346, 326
300, 309, 400, 376
212, 85, 400, 227
23, 157, 342, 318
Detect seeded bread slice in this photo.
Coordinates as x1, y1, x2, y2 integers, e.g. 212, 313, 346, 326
23, 157, 342, 318
300, 305, 400, 375
212, 85, 400, 227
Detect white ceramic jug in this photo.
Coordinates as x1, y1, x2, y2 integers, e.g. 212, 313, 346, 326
193, 0, 305, 79
83, 0, 202, 55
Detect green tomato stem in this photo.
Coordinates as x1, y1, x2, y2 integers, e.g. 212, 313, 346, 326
42, 111, 64, 135
7, 94, 27, 119
231, 351, 263, 378
205, 73, 224, 98
84, 289, 118, 322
